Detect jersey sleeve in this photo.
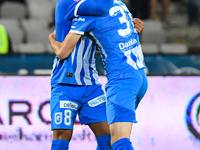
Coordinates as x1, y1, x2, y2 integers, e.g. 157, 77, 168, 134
69, 16, 94, 35
76, 0, 114, 17
57, 0, 113, 21
56, 0, 113, 40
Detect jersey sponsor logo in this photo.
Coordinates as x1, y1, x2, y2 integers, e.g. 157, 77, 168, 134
88, 95, 106, 107
60, 101, 78, 110
73, 17, 85, 22
55, 112, 62, 125
119, 38, 137, 51
66, 72, 73, 78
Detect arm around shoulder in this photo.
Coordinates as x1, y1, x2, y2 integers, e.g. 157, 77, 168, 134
49, 32, 81, 60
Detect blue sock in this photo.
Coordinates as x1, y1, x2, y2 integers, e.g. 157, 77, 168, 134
96, 134, 112, 150
112, 138, 134, 150
51, 139, 69, 150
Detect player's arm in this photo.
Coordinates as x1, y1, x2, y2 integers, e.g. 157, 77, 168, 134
49, 30, 81, 60
132, 18, 144, 37
77, 0, 114, 17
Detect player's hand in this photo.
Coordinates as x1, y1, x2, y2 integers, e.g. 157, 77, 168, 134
49, 30, 56, 40
132, 18, 144, 37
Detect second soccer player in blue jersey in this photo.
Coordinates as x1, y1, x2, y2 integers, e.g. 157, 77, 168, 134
50, 0, 148, 149
50, 0, 114, 150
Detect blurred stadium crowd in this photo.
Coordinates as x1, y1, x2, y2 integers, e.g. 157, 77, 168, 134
0, 0, 200, 75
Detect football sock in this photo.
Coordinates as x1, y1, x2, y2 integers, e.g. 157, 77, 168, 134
96, 134, 112, 150
112, 138, 134, 150
50, 139, 69, 150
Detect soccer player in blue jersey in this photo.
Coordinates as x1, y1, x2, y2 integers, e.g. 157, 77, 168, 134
49, 0, 148, 149
49, 0, 114, 150
55, 0, 114, 43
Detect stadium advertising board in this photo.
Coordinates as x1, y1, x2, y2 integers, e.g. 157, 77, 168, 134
0, 76, 199, 150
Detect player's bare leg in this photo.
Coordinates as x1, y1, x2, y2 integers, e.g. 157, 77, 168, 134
109, 122, 134, 150
89, 121, 112, 150
109, 122, 132, 144
52, 129, 73, 141
51, 129, 73, 150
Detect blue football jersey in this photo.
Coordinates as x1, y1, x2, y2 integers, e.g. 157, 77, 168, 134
55, 0, 114, 42
51, 36, 99, 85
70, 0, 146, 79
51, 0, 110, 85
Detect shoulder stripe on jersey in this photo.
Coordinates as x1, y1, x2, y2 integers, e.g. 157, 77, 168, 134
74, 38, 85, 85
70, 30, 84, 35
71, 45, 76, 64
91, 51, 99, 84
83, 39, 93, 85
74, 0, 86, 17
90, 32, 107, 59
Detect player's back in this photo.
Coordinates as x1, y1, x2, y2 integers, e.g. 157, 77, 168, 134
71, 0, 146, 79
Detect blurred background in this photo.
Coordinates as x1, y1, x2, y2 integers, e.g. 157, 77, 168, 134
0, 0, 200, 75
0, 0, 200, 150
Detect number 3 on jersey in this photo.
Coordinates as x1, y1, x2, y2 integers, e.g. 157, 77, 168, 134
109, 6, 133, 37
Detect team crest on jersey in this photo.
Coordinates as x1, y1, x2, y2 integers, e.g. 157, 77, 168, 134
55, 112, 62, 125
66, 72, 73, 77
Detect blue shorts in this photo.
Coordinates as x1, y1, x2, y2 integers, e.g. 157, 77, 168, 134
50, 83, 107, 130
105, 69, 148, 125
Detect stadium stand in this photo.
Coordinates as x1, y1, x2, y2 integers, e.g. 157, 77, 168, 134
0, 0, 199, 75
160, 43, 188, 55
142, 44, 160, 55
21, 19, 50, 44
141, 20, 168, 45
26, 0, 54, 24
18, 43, 47, 54
0, 18, 24, 52
0, 1, 28, 19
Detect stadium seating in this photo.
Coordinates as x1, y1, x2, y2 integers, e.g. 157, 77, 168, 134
21, 19, 50, 44
18, 43, 47, 54
0, 0, 199, 75
27, 0, 54, 25
141, 20, 168, 44
0, 0, 196, 56
0, 1, 28, 19
142, 44, 160, 54
160, 43, 188, 55
0, 18, 24, 49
